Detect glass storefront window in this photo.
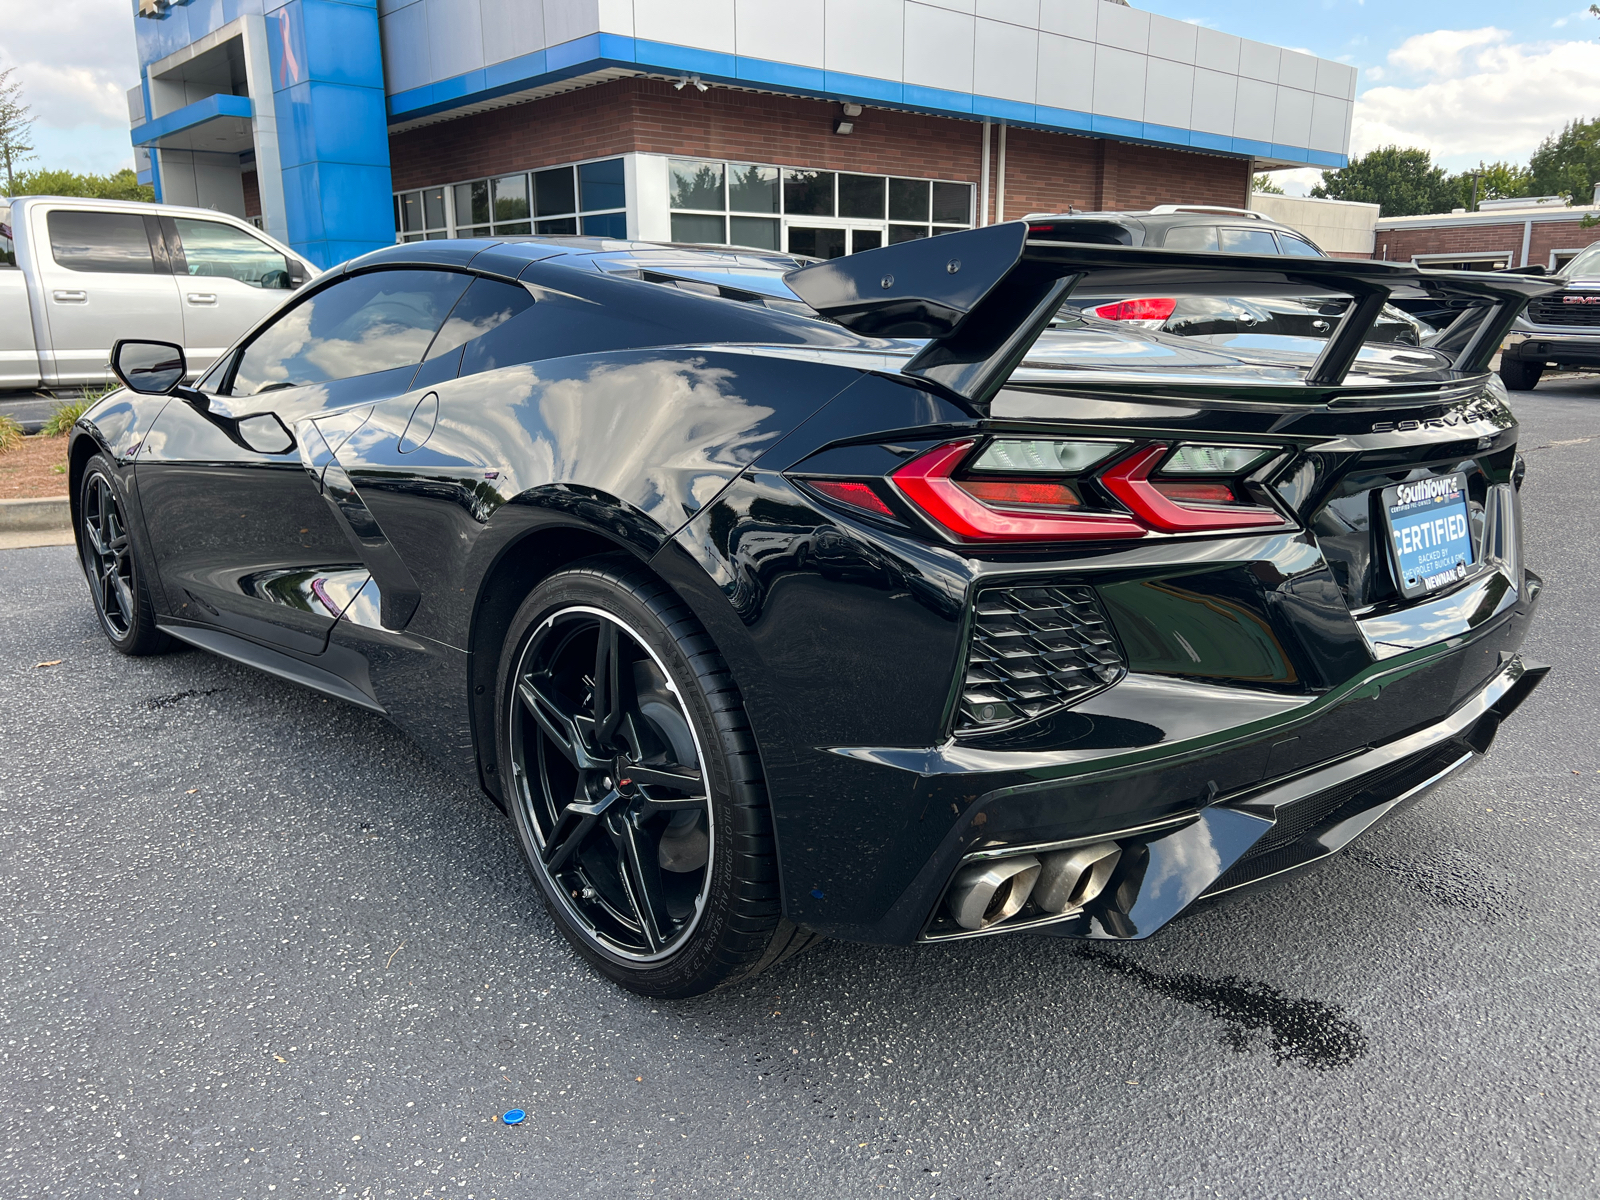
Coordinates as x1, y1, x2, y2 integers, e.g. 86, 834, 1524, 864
396, 157, 627, 243
671, 214, 725, 244
728, 164, 779, 214
729, 216, 780, 250
839, 174, 885, 220
670, 160, 724, 211
932, 181, 971, 225
889, 178, 929, 223
783, 170, 835, 217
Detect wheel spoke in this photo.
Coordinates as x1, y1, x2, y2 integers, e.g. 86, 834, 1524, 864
542, 802, 604, 873
625, 761, 703, 792
592, 620, 623, 750
110, 573, 134, 625
613, 816, 668, 953
518, 677, 604, 770
83, 519, 107, 558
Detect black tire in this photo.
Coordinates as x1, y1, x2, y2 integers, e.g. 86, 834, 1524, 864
494, 554, 813, 997
79, 455, 172, 656
1499, 358, 1543, 391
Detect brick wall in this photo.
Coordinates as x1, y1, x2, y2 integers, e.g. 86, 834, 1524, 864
390, 78, 1249, 216
242, 169, 260, 220
1376, 218, 1600, 268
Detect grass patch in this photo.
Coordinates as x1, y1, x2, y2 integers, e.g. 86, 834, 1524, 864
42, 388, 109, 437
0, 414, 22, 454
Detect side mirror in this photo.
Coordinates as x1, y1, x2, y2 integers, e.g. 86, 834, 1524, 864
111, 339, 187, 394
288, 259, 307, 289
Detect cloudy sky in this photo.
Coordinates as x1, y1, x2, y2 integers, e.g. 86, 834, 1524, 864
1, 0, 1595, 185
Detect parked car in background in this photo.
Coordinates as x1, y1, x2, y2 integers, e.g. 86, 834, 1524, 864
1, 196, 316, 392
1029, 205, 1431, 346
1497, 239, 1600, 390
69, 223, 1553, 997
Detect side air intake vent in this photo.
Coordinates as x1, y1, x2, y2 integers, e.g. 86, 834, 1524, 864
958, 585, 1126, 733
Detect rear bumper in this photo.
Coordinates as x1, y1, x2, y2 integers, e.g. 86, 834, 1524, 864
802, 571, 1541, 945
1504, 329, 1600, 365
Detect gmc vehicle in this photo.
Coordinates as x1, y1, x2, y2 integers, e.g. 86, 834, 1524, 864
1, 196, 315, 392
1497, 239, 1600, 389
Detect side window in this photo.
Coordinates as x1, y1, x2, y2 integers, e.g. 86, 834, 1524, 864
1275, 232, 1324, 258
173, 219, 293, 289
229, 269, 472, 396
1, 206, 15, 267
1219, 227, 1281, 254
1162, 225, 1219, 252
47, 210, 156, 274
424, 278, 537, 364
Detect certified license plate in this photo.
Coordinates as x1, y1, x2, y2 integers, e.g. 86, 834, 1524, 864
1381, 472, 1474, 599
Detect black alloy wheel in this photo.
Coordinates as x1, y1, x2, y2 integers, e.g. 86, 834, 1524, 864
79, 455, 170, 656
496, 557, 811, 996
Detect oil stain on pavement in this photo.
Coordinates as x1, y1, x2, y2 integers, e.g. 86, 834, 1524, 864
1073, 946, 1368, 1070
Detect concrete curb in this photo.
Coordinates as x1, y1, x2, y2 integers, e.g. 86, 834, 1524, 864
0, 496, 71, 533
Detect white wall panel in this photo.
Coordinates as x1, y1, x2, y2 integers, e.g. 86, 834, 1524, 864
824, 0, 904, 79
426, 0, 486, 80
1092, 44, 1144, 121
905, 4, 975, 92
1193, 27, 1239, 74
977, 0, 1038, 26
542, 0, 600, 48
481, 0, 546, 65
1277, 49, 1317, 91
1038, 0, 1096, 41
918, 0, 976, 11
1189, 66, 1236, 136
1094, 2, 1148, 54
974, 18, 1037, 103
1143, 57, 1192, 129
1315, 57, 1356, 99
1271, 85, 1312, 147
737, 0, 825, 68
1036, 31, 1094, 112
380, 6, 430, 92
595, 0, 633, 35
1233, 75, 1276, 142
636, 0, 735, 54
377, 0, 418, 17
1236, 38, 1279, 83
1309, 93, 1350, 153
1146, 14, 1196, 64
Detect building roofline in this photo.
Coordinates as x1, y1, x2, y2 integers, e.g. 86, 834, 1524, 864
1375, 206, 1599, 230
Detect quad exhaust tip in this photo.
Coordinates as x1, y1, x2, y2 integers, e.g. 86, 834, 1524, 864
944, 841, 1122, 931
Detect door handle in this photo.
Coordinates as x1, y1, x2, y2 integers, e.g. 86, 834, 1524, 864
186, 293, 218, 305
52, 289, 88, 303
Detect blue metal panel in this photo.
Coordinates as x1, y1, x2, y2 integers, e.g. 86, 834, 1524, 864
430, 70, 488, 105
266, 0, 393, 268
547, 33, 605, 72
484, 50, 548, 91
902, 84, 972, 115
971, 95, 1034, 124
734, 57, 823, 91
131, 93, 254, 146
1142, 123, 1192, 148
1189, 130, 1234, 154
634, 38, 737, 79
1089, 114, 1144, 140
1230, 136, 1273, 159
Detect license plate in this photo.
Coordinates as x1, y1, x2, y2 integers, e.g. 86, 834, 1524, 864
1381, 472, 1474, 599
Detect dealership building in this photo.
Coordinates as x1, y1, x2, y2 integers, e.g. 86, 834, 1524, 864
126, 0, 1357, 269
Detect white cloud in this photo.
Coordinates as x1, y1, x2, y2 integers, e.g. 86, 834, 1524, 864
0, 0, 140, 173
1257, 167, 1325, 197
1352, 29, 1600, 166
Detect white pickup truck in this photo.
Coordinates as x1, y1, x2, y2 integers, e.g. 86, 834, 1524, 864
2, 195, 316, 391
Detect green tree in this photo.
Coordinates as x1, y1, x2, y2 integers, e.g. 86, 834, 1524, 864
1251, 173, 1285, 195
1526, 117, 1600, 202
0, 67, 35, 195
1311, 146, 1459, 217
1445, 160, 1532, 210
11, 167, 154, 202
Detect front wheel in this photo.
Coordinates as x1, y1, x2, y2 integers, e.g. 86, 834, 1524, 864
1499, 358, 1543, 391
494, 555, 812, 997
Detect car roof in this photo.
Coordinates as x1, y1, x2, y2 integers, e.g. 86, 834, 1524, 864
1024, 208, 1322, 253
347, 236, 813, 279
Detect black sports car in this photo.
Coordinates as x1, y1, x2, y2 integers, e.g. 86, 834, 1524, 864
70, 223, 1554, 997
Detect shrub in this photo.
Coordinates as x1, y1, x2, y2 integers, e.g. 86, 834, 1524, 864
0, 414, 22, 453
42, 395, 95, 437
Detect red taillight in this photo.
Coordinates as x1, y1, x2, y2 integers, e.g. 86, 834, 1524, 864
1100, 446, 1284, 532
957, 479, 1082, 509
803, 478, 896, 517
1152, 481, 1235, 505
891, 441, 1146, 543
1091, 297, 1177, 323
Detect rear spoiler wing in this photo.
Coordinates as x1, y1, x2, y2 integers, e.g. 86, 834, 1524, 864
783, 221, 1560, 406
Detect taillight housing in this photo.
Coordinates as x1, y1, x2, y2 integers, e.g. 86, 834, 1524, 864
1090, 297, 1177, 327
887, 438, 1286, 544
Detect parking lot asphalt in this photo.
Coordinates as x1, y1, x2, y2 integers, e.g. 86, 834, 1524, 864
2, 384, 1598, 1200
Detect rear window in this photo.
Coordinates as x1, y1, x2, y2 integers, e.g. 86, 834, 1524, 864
47, 210, 156, 274
1162, 225, 1218, 252
1219, 227, 1280, 254
1276, 233, 1324, 257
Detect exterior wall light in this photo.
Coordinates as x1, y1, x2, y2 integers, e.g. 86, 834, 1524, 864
673, 75, 708, 93
836, 103, 862, 135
